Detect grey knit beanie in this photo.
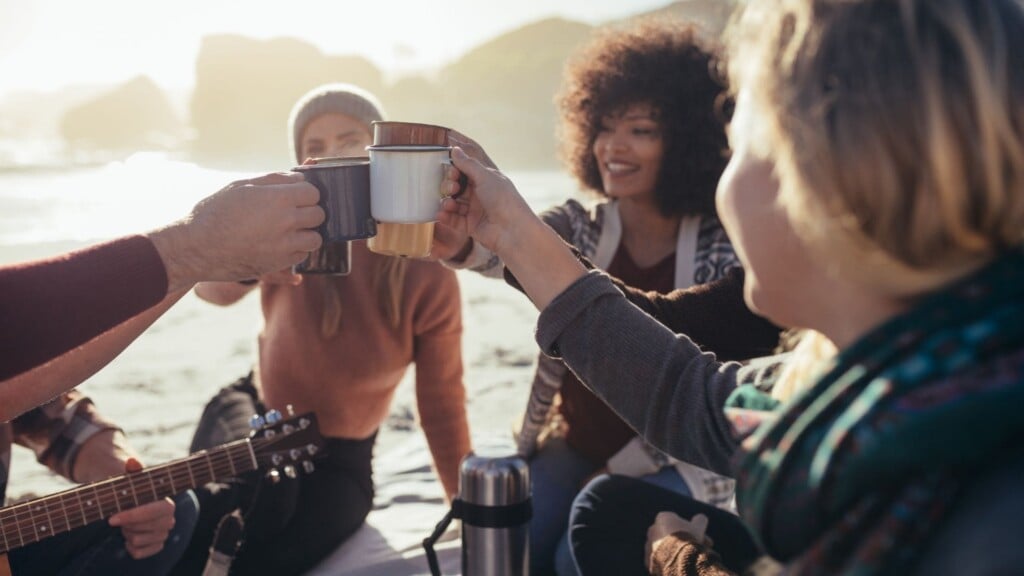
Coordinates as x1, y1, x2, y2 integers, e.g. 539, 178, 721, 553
288, 83, 386, 163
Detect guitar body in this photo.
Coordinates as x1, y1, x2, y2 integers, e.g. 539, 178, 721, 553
0, 554, 10, 576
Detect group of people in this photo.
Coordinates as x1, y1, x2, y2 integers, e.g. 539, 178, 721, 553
3, 0, 1023, 575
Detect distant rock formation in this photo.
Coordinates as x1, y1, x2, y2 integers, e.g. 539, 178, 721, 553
185, 1, 738, 170
60, 76, 183, 152
189, 35, 384, 168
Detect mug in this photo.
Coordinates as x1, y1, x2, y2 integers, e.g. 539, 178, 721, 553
367, 145, 451, 224
293, 156, 375, 275
373, 121, 451, 147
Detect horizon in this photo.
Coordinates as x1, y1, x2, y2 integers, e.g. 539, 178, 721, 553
0, 0, 671, 98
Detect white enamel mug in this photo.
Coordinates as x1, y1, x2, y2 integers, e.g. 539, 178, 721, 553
367, 145, 451, 223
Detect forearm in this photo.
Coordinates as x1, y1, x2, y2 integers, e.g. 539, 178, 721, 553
0, 235, 168, 383
536, 272, 742, 475
0, 290, 186, 421
497, 217, 588, 311
71, 429, 136, 483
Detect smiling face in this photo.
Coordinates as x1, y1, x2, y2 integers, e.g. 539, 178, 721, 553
591, 102, 665, 203
299, 113, 373, 161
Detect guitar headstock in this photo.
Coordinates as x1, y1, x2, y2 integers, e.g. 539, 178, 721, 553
249, 408, 325, 480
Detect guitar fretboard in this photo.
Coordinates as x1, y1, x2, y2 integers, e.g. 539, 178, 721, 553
0, 438, 256, 554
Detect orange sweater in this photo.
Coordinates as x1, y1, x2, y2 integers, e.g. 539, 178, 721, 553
256, 241, 469, 498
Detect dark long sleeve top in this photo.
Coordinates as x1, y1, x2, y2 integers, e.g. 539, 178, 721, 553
535, 271, 785, 476
0, 235, 167, 380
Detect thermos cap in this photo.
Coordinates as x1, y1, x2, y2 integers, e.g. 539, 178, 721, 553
459, 441, 530, 507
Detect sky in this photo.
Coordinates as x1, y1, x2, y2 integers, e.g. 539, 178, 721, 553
0, 0, 669, 96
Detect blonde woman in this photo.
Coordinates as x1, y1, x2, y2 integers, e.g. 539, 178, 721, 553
437, 0, 1024, 573
175, 84, 470, 575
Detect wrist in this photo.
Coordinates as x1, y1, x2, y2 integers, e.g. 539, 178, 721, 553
449, 238, 475, 264
147, 221, 203, 293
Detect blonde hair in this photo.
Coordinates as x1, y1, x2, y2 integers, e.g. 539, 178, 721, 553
726, 0, 1024, 298
320, 256, 408, 337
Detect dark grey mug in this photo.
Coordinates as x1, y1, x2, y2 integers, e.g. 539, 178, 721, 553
294, 157, 376, 275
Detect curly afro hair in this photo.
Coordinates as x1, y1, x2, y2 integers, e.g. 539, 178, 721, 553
557, 20, 728, 217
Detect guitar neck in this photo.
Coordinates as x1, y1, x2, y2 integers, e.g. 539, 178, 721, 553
0, 438, 256, 554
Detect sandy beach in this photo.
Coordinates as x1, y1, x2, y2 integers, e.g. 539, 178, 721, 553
2, 161, 573, 503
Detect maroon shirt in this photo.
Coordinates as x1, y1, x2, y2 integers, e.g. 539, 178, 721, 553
0, 235, 167, 381
561, 244, 676, 465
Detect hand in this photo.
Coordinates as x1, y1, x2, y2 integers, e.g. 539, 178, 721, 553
149, 172, 324, 292
108, 458, 177, 560
439, 147, 537, 257
646, 512, 711, 573
431, 218, 473, 262
447, 130, 498, 169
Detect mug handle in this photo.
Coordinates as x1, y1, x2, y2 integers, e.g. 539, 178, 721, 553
441, 150, 469, 198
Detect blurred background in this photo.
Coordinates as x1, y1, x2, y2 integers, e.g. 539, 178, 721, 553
0, 0, 734, 172
0, 0, 737, 499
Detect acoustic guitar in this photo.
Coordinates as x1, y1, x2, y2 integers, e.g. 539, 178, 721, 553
0, 410, 323, 575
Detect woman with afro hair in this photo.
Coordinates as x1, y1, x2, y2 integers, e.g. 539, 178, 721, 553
435, 20, 777, 576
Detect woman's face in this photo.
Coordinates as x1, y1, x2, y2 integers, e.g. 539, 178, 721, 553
592, 102, 665, 202
299, 112, 373, 161
716, 92, 822, 328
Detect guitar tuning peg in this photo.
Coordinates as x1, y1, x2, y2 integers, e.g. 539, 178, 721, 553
266, 469, 281, 484
286, 404, 295, 417
249, 414, 266, 429
282, 424, 295, 435
271, 454, 284, 466
265, 409, 282, 424
299, 418, 310, 429
283, 465, 297, 479
306, 444, 319, 456
290, 449, 302, 461
302, 461, 315, 474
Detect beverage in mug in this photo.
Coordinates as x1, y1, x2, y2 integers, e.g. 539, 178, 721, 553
367, 222, 435, 259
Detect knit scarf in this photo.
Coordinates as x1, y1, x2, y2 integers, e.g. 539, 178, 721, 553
728, 249, 1024, 575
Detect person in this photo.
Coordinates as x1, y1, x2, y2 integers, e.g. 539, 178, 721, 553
0, 171, 325, 418
434, 21, 777, 576
175, 83, 471, 576
4, 391, 198, 576
439, 0, 1024, 572
0, 169, 323, 573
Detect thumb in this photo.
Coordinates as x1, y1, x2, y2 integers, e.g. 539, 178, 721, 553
124, 456, 144, 474
450, 146, 487, 184
691, 514, 709, 539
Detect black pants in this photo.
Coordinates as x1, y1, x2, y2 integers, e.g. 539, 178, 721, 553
569, 475, 762, 576
171, 374, 376, 576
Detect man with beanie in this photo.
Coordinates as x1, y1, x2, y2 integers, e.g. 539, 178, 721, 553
173, 84, 470, 575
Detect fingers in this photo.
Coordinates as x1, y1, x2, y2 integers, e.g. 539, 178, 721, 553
111, 497, 176, 559
109, 496, 174, 528
123, 456, 144, 474
288, 229, 324, 254
450, 146, 487, 183
294, 205, 326, 229
282, 181, 320, 207
245, 172, 306, 186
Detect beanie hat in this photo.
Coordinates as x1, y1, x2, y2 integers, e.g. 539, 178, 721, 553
288, 83, 386, 163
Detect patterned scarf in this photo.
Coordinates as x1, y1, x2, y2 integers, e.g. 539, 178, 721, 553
728, 249, 1024, 575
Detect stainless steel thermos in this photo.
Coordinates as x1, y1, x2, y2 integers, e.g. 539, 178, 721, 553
424, 445, 531, 575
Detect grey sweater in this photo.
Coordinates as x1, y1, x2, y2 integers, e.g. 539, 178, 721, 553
537, 271, 1024, 575
535, 270, 783, 476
